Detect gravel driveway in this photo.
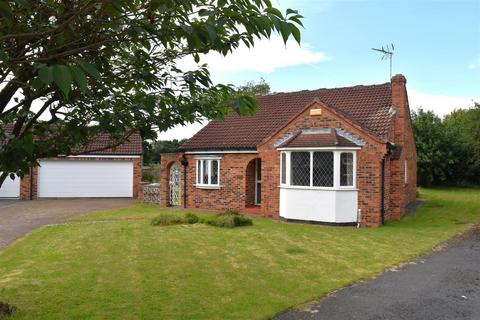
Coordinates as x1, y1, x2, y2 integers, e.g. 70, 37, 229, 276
0, 199, 134, 249
275, 226, 480, 320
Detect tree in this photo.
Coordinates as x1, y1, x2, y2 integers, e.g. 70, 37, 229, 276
444, 103, 480, 185
411, 108, 459, 187
0, 0, 303, 187
143, 138, 187, 164
237, 78, 271, 96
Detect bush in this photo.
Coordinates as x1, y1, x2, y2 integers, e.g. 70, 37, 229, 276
184, 212, 200, 224
151, 213, 186, 226
207, 211, 253, 228
151, 213, 201, 226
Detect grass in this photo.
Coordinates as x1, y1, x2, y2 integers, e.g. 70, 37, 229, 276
0, 188, 479, 319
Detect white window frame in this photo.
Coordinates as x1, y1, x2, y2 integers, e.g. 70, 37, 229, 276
194, 156, 221, 189
404, 159, 408, 184
339, 152, 356, 188
279, 148, 358, 190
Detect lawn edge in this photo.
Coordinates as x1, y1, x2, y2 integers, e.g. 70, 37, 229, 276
269, 222, 478, 320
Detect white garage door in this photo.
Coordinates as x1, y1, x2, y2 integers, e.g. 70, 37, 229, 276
38, 160, 134, 198
0, 173, 20, 198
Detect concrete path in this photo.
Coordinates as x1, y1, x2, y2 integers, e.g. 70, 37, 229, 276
0, 199, 134, 249
275, 226, 480, 320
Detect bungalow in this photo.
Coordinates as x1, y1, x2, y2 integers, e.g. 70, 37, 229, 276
0, 133, 142, 199
160, 74, 417, 227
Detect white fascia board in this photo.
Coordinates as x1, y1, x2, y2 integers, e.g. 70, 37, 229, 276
277, 147, 361, 151
184, 150, 257, 154
65, 155, 141, 159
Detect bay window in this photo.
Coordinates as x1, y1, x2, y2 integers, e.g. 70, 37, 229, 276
196, 158, 220, 187
280, 150, 356, 189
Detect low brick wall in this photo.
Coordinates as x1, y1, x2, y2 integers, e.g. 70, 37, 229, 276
141, 183, 161, 204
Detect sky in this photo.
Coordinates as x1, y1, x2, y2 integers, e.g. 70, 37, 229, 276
159, 0, 480, 140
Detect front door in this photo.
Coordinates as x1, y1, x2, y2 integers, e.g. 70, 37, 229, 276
169, 163, 181, 206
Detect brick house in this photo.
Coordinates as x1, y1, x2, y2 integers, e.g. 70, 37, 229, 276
160, 74, 416, 227
0, 132, 142, 199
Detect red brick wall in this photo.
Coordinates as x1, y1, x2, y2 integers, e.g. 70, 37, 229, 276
389, 75, 417, 219
173, 77, 417, 227
19, 157, 141, 199
257, 102, 389, 226
181, 153, 259, 211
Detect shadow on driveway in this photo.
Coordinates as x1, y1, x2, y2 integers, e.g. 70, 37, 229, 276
0, 198, 134, 249
275, 226, 480, 320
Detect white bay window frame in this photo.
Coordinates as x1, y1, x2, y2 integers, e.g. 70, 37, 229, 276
279, 147, 359, 190
194, 156, 221, 189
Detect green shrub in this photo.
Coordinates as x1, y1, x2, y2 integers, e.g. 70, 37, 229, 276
151, 213, 201, 226
151, 213, 185, 226
184, 212, 200, 224
207, 211, 253, 228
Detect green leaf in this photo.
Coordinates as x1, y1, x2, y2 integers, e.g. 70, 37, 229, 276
0, 1, 13, 22
30, 77, 44, 90
14, 0, 29, 6
0, 49, 7, 61
265, 7, 283, 18
289, 23, 301, 43
279, 22, 291, 44
73, 58, 101, 81
70, 65, 88, 93
52, 65, 73, 98
38, 66, 53, 85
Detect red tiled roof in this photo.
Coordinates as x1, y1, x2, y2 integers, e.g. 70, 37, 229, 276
279, 129, 359, 148
73, 132, 143, 155
1, 125, 142, 155
181, 82, 392, 151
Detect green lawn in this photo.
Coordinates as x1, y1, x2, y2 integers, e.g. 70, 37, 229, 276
1, 188, 479, 319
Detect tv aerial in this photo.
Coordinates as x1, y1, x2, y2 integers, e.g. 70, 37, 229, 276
372, 44, 394, 79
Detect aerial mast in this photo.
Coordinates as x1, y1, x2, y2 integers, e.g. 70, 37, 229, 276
372, 44, 395, 79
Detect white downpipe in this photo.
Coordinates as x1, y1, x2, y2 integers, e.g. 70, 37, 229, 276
357, 209, 362, 228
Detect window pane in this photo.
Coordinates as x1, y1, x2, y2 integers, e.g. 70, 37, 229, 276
340, 153, 354, 186
211, 160, 218, 185
197, 160, 201, 184
313, 152, 334, 187
291, 152, 310, 186
281, 153, 286, 184
203, 160, 208, 184
256, 182, 261, 204
256, 159, 261, 181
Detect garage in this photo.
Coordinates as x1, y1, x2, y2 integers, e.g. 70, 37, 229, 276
38, 160, 134, 198
0, 174, 20, 198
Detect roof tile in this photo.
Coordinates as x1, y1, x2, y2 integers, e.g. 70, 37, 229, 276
181, 82, 392, 151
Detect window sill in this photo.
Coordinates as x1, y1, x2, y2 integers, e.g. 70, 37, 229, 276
194, 184, 222, 190
279, 185, 358, 191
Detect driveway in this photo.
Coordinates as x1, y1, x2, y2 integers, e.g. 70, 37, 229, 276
0, 199, 134, 249
275, 226, 480, 320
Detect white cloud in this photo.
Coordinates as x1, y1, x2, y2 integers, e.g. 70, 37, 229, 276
468, 56, 480, 69
179, 36, 331, 73
157, 122, 206, 141
409, 89, 479, 117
